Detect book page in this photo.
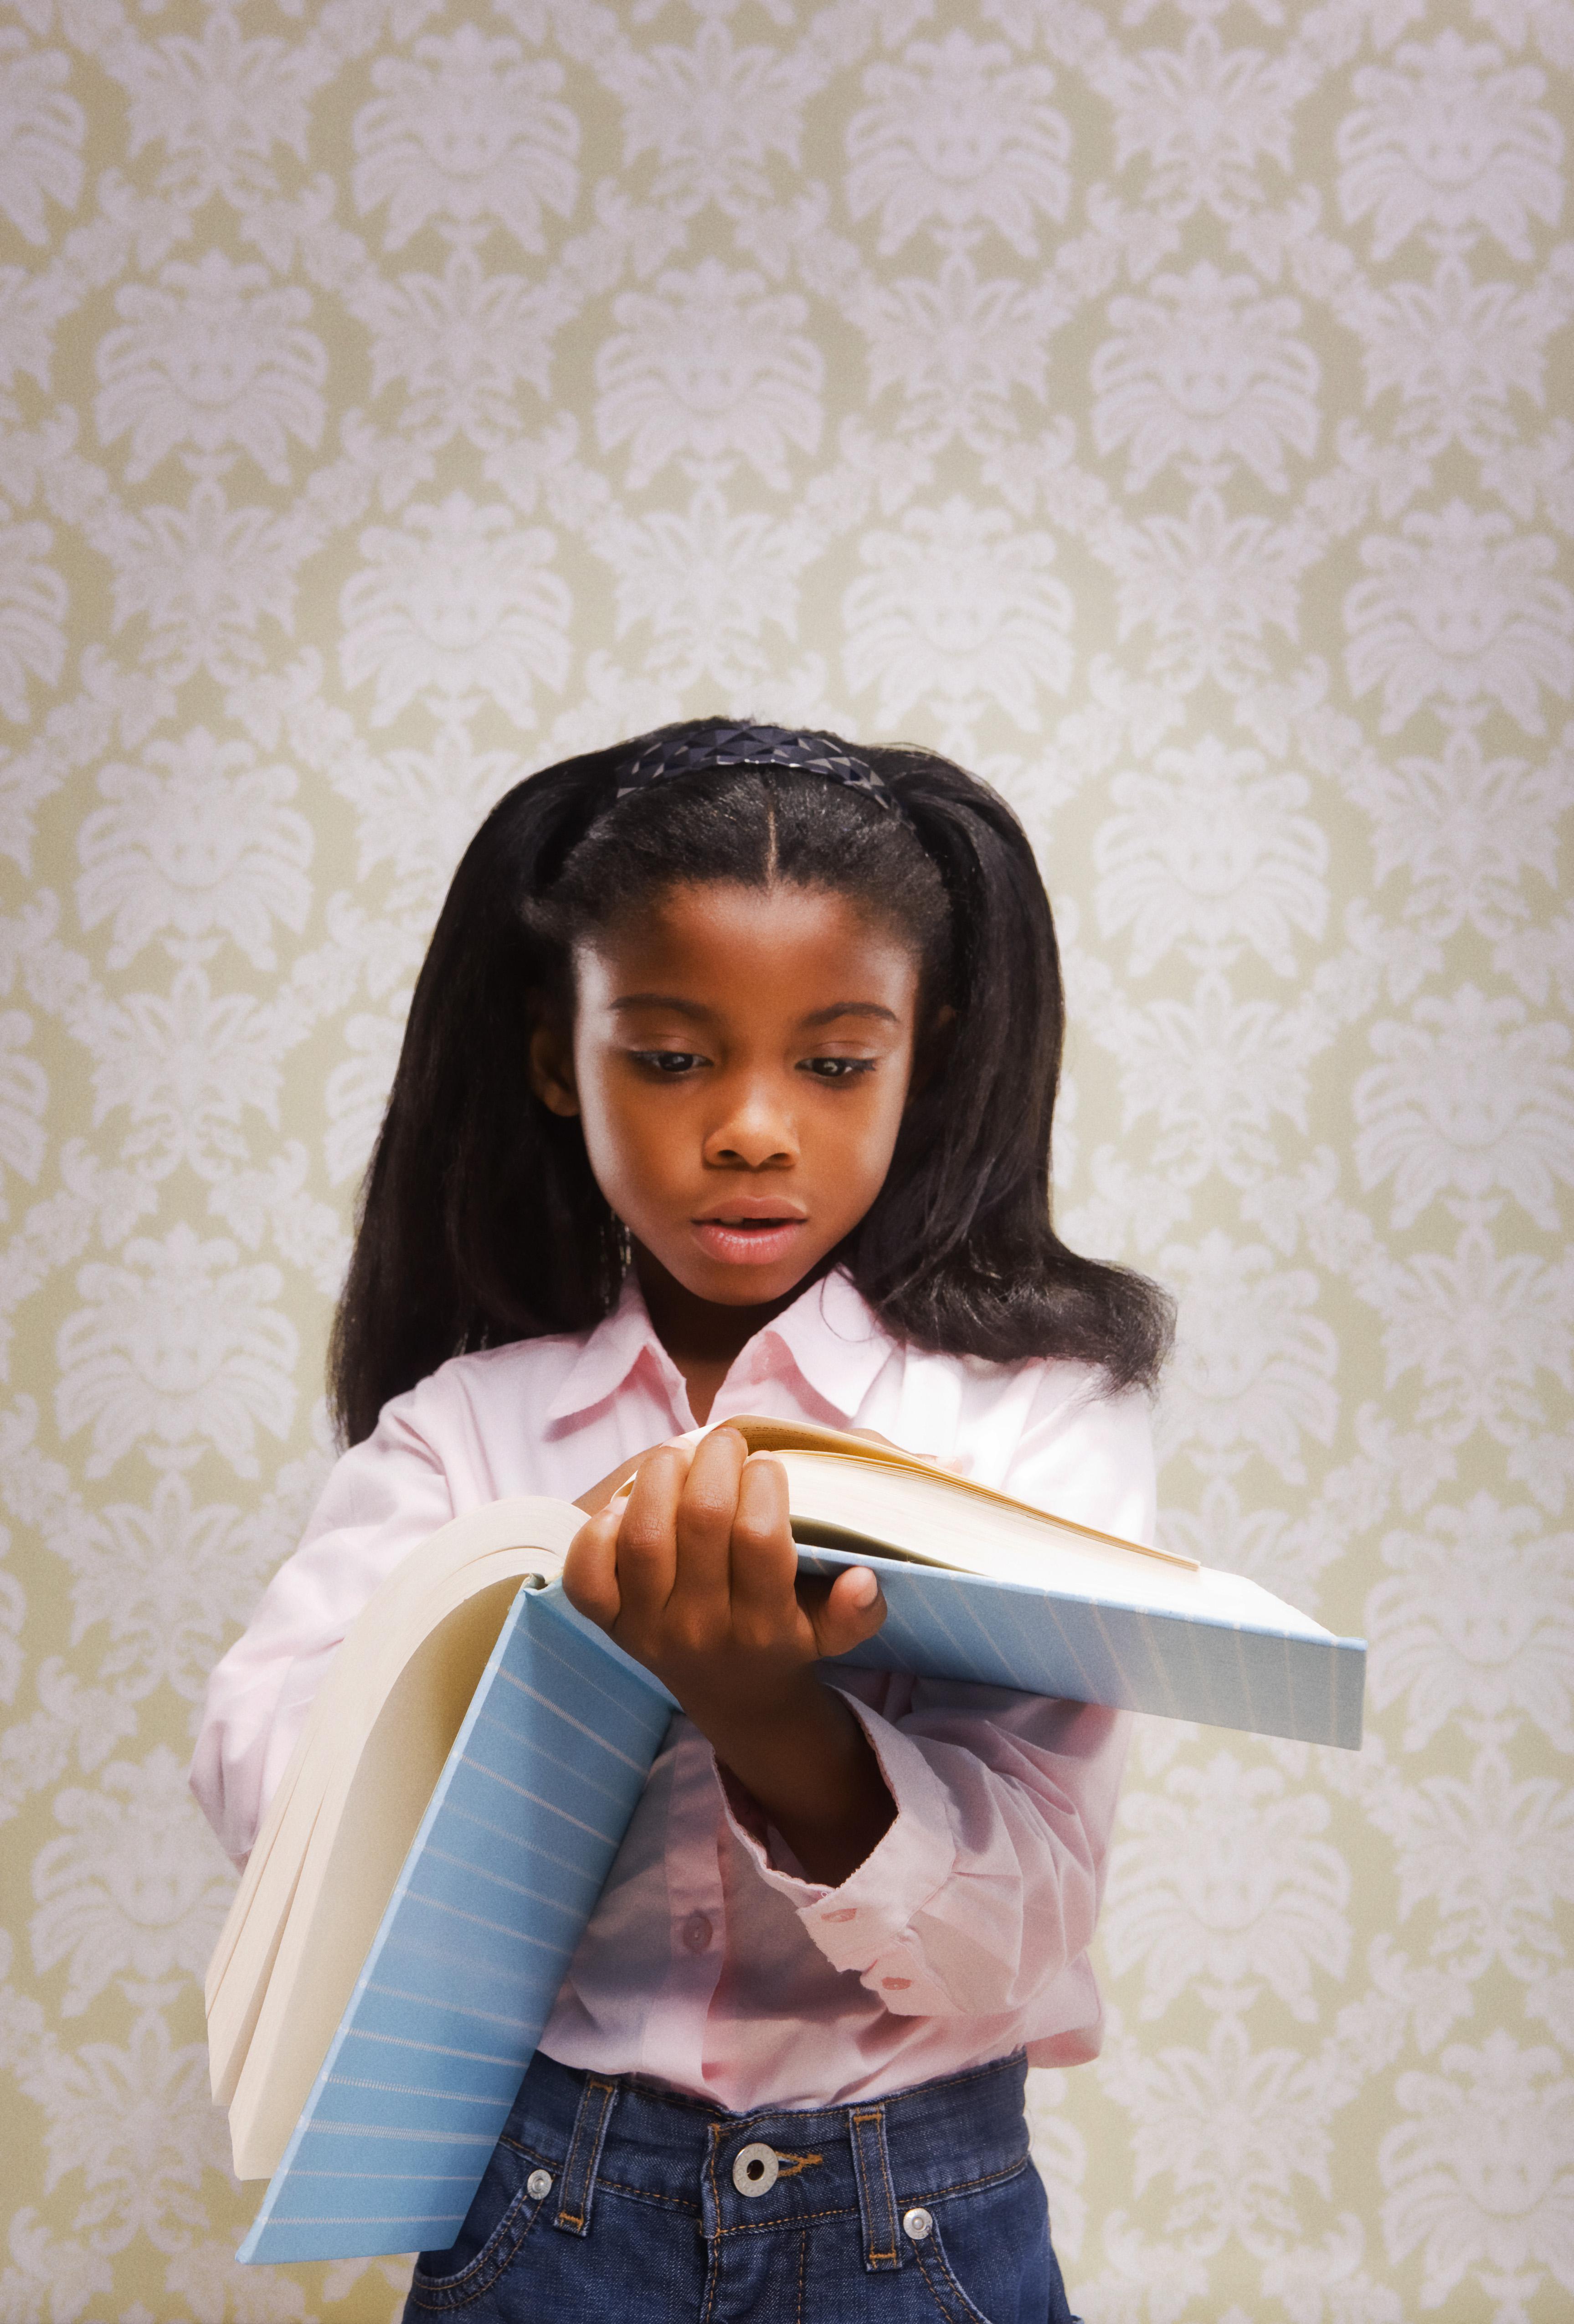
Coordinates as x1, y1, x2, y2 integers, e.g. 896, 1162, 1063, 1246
229, 1577, 525, 2179
722, 1414, 1198, 1570
208, 1521, 569, 2101
208, 1498, 579, 2141
777, 1453, 1329, 1639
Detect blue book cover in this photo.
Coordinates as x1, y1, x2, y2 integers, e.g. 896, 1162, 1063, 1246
238, 1584, 674, 2265
819, 1548, 1366, 1757
238, 1548, 1363, 2264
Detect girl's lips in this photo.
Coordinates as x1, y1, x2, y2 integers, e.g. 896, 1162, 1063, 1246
691, 1218, 807, 1266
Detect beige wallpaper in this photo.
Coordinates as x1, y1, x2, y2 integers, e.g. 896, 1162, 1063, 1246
1, 1, 1570, 2318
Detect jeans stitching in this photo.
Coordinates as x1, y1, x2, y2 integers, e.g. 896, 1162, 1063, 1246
903, 2154, 1031, 2204
934, 2236, 998, 2324
592, 2174, 701, 2214
914, 2230, 997, 2324
555, 2074, 617, 2235
700, 2125, 722, 2324
497, 2134, 554, 2164
711, 2202, 867, 2233
849, 2104, 900, 2270
407, 2180, 544, 2311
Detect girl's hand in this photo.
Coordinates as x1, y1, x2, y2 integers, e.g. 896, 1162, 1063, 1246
563, 1427, 894, 1882
565, 1427, 887, 1699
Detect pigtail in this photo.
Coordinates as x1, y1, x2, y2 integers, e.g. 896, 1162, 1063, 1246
329, 752, 623, 1445
851, 747, 1174, 1387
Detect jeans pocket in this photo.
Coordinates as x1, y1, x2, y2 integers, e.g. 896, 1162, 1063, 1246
406, 2135, 550, 2313
910, 2222, 998, 2324
905, 2159, 1071, 2324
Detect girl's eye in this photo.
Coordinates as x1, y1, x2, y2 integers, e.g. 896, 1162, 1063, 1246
801, 1057, 877, 1082
631, 1050, 706, 1075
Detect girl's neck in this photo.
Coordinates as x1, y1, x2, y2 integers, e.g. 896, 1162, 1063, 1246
633, 1245, 821, 1425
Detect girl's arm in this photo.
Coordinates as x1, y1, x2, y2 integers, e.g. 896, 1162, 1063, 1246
564, 1428, 894, 1885
190, 1397, 456, 1863
711, 1374, 1153, 2024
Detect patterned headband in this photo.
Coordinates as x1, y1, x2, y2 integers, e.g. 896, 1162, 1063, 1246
614, 724, 910, 823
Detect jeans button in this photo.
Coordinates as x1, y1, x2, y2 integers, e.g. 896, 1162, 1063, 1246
527, 2169, 553, 2200
903, 2206, 933, 2241
733, 2142, 780, 2197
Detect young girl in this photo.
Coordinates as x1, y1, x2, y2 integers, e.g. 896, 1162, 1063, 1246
192, 720, 1171, 2324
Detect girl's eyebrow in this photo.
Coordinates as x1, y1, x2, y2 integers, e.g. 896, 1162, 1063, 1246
609, 993, 711, 1017
801, 1002, 900, 1027
607, 996, 900, 1028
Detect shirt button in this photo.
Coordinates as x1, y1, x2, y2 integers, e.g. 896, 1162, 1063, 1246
681, 1910, 713, 1954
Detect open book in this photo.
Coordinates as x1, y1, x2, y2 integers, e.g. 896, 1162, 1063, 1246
211, 1416, 1364, 2264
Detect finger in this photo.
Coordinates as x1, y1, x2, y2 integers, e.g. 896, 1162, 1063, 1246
672, 1427, 748, 1622
728, 1454, 798, 1634
613, 1442, 691, 1625
562, 1506, 623, 1631
808, 1565, 887, 1660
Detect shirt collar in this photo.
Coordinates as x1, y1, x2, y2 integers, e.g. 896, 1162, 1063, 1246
544, 1270, 686, 1421
737, 1265, 894, 1423
543, 1266, 895, 1427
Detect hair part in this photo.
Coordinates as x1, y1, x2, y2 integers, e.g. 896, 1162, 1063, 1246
329, 719, 1173, 1445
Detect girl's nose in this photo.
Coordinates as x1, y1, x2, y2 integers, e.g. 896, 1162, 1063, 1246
704, 1080, 798, 1169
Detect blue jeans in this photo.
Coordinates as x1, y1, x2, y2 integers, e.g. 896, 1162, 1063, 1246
402, 2049, 1077, 2323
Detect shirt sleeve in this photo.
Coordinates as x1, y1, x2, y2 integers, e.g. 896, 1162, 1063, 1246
187, 1387, 456, 1866
720, 1369, 1155, 2018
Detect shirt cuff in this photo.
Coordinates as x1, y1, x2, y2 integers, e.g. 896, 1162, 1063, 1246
717, 1688, 961, 2016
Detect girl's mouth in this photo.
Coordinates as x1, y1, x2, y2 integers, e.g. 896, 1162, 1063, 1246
690, 1217, 807, 1266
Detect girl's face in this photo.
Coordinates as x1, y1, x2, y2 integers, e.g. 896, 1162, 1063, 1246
530, 881, 923, 1309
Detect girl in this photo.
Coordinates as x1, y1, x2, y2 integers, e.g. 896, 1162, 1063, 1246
192, 720, 1172, 2324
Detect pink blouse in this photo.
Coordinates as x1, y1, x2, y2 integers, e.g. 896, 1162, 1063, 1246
191, 1269, 1154, 2112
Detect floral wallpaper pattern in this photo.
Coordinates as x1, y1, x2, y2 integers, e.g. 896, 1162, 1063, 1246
0, 1, 1569, 2319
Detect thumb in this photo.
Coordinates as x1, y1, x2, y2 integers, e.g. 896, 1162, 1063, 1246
809, 1565, 887, 1660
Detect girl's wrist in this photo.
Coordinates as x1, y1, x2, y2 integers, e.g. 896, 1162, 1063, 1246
681, 1664, 827, 1764
695, 1675, 895, 1885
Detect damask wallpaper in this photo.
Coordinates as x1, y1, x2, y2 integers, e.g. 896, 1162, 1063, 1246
0, 0, 1569, 2318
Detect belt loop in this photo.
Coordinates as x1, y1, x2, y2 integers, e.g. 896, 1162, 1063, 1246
849, 2103, 901, 2271
553, 2072, 620, 2237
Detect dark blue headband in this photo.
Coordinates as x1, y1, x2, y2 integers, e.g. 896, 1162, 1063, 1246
614, 724, 910, 823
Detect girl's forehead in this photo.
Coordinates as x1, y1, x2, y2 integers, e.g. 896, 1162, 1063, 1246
573, 880, 923, 1005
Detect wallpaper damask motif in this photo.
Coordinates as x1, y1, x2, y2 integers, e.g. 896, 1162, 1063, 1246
0, 1, 1570, 2318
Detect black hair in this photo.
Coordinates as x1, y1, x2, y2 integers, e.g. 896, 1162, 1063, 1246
329, 717, 1173, 1444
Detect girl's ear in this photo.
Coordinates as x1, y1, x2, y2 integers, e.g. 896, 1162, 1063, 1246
528, 1016, 580, 1118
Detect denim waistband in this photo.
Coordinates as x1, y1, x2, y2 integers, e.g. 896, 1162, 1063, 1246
504, 2049, 1034, 2272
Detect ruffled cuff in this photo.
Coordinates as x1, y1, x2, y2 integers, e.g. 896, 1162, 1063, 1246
716, 1688, 962, 2016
